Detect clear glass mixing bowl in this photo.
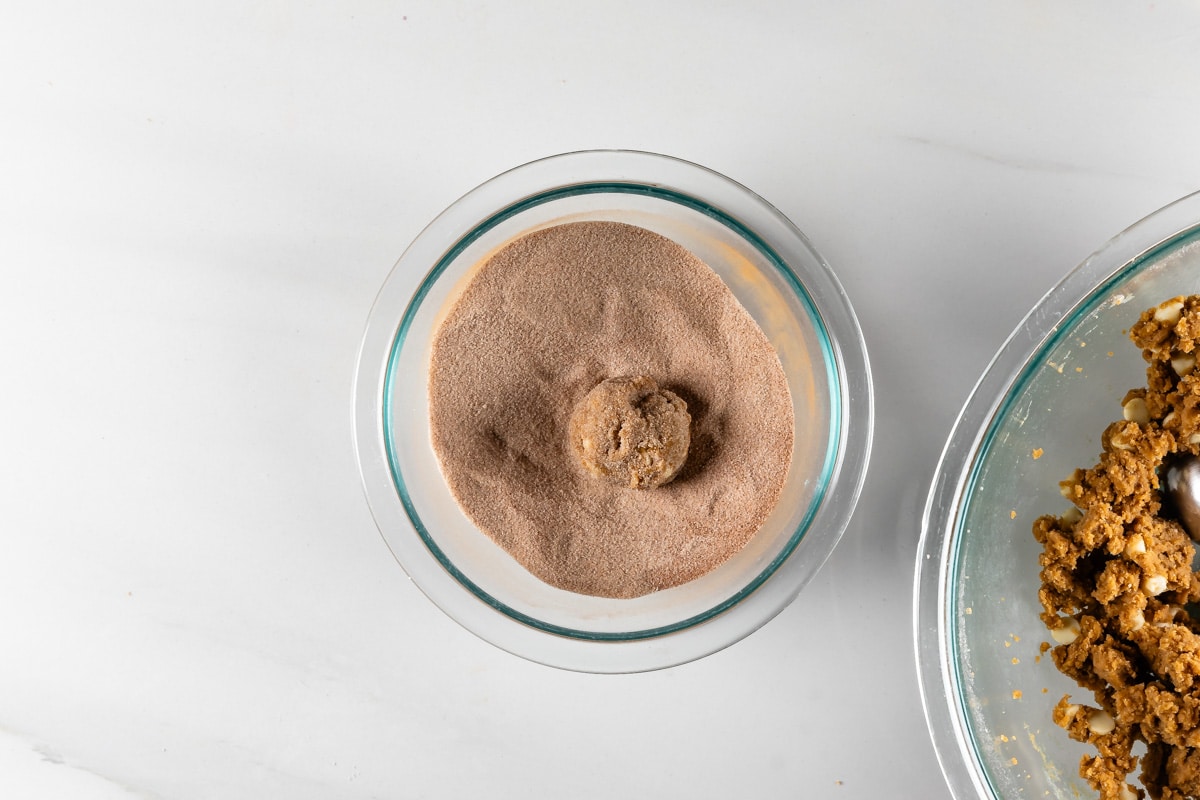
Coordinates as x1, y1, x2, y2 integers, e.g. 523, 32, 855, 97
355, 150, 873, 672
917, 190, 1200, 797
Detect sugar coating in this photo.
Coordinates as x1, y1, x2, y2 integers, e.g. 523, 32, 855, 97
428, 221, 794, 599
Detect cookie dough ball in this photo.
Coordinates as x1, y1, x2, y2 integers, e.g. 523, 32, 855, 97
570, 376, 691, 490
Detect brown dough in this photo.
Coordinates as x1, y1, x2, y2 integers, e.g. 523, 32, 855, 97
1034, 296, 1200, 799
569, 375, 691, 490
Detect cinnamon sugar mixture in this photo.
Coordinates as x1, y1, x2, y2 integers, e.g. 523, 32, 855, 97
428, 221, 794, 598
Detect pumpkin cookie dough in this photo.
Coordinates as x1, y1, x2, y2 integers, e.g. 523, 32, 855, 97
1034, 296, 1200, 800
570, 375, 691, 490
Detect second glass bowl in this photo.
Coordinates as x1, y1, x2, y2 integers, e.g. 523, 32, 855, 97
917, 190, 1200, 798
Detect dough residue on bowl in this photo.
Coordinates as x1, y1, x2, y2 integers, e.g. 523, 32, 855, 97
1034, 296, 1200, 799
428, 220, 794, 599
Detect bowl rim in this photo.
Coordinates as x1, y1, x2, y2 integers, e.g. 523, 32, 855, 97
354, 149, 874, 672
913, 188, 1200, 798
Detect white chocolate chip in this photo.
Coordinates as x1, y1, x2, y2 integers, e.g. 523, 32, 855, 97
1051, 617, 1081, 644
1110, 426, 1137, 450
1143, 574, 1168, 596
1129, 610, 1145, 631
1173, 353, 1196, 377
1123, 397, 1150, 425
1190, 432, 1200, 445
1120, 785, 1137, 800
1062, 506, 1083, 525
1063, 703, 1081, 721
1125, 534, 1146, 556
1088, 709, 1116, 735
1156, 299, 1184, 325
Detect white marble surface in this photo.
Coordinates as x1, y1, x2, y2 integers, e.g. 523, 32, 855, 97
4, 2, 1200, 798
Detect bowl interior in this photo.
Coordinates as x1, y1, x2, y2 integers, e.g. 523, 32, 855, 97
945, 230, 1200, 797
384, 185, 839, 638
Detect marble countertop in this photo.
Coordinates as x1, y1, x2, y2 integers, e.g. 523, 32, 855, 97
5, 2, 1200, 798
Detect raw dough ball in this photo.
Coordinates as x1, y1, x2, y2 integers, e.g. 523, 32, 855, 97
570, 376, 691, 490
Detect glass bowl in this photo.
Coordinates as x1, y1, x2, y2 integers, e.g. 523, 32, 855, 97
354, 150, 873, 673
916, 190, 1200, 797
